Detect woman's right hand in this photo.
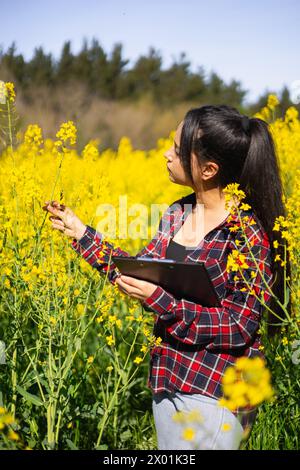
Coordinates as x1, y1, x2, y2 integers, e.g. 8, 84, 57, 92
42, 200, 87, 241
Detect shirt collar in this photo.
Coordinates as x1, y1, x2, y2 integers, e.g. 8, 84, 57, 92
172, 191, 245, 230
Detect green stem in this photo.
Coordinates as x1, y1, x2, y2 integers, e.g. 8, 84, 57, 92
10, 347, 17, 420
95, 324, 141, 447
284, 242, 287, 307
47, 325, 55, 449
19, 336, 46, 404
31, 146, 65, 261
55, 410, 62, 444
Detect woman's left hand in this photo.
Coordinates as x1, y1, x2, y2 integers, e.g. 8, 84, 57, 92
115, 275, 158, 301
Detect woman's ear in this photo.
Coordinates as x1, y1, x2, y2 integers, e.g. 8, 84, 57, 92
201, 161, 219, 180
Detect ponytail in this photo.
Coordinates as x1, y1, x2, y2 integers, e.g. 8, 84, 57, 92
239, 117, 291, 335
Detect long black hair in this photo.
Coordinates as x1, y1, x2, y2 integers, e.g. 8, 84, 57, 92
179, 105, 291, 335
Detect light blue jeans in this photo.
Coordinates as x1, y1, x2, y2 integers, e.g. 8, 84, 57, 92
152, 391, 246, 450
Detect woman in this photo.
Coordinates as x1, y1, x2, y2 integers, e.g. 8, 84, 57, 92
43, 105, 289, 450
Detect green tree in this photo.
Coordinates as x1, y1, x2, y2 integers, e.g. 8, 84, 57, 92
105, 43, 129, 99
88, 38, 108, 94
72, 38, 92, 84
55, 41, 74, 84
123, 47, 162, 101
0, 42, 27, 86
27, 46, 54, 86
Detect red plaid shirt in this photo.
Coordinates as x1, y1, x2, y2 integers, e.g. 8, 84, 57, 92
71, 192, 273, 432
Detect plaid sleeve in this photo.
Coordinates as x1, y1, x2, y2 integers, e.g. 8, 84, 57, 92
70, 203, 172, 287
71, 225, 131, 285
142, 238, 273, 349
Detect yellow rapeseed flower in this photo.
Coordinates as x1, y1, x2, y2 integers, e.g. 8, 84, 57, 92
133, 356, 143, 364
182, 427, 196, 441
76, 304, 85, 316
55, 120, 77, 146
267, 94, 279, 110
221, 423, 232, 432
285, 107, 299, 122
7, 429, 20, 441
125, 315, 135, 321
82, 140, 100, 159
219, 357, 274, 410
108, 315, 117, 324
24, 124, 43, 147
106, 335, 115, 346
4, 82, 16, 102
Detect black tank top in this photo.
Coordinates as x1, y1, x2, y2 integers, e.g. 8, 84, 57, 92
166, 238, 197, 262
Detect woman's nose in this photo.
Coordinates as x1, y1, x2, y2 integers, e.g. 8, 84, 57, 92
164, 149, 173, 161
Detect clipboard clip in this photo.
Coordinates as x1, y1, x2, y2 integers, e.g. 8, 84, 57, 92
135, 257, 176, 263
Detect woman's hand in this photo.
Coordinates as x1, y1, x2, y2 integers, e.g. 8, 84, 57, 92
115, 275, 158, 302
42, 200, 87, 241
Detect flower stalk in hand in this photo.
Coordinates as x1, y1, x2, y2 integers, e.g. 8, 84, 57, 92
42, 200, 158, 301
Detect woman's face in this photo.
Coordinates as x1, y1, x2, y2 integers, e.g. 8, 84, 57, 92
164, 121, 219, 189
164, 121, 193, 187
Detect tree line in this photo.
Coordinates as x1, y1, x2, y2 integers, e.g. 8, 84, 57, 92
0, 38, 295, 114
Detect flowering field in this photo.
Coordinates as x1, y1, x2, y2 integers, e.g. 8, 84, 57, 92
0, 84, 300, 450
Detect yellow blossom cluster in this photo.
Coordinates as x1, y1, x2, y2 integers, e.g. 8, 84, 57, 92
82, 139, 100, 160
226, 249, 250, 272
218, 357, 275, 411
0, 82, 16, 103
254, 94, 280, 122
24, 124, 44, 148
55, 120, 77, 147
0, 407, 19, 441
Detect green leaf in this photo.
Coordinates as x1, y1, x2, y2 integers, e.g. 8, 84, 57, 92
120, 429, 132, 441
66, 439, 78, 450
16, 385, 44, 407
95, 444, 108, 450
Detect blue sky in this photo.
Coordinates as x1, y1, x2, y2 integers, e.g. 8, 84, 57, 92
0, 0, 299, 104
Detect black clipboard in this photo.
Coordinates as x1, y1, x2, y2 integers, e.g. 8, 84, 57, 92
112, 256, 221, 308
